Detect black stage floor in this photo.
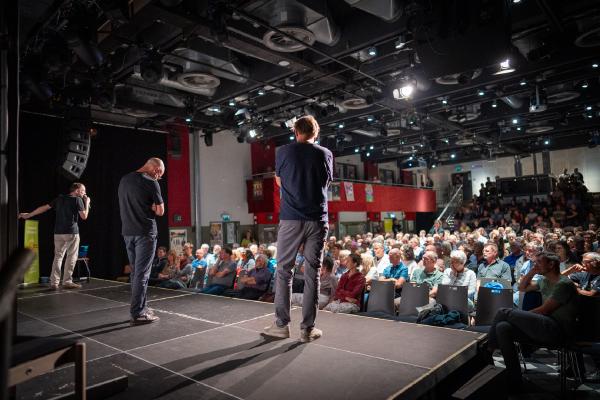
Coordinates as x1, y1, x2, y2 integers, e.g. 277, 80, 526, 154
15, 279, 486, 400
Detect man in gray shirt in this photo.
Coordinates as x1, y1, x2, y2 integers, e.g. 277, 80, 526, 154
477, 243, 512, 283
201, 247, 236, 295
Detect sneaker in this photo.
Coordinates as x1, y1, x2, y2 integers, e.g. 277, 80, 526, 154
130, 313, 160, 326
300, 327, 322, 343
49, 284, 59, 290
62, 281, 81, 289
263, 322, 290, 339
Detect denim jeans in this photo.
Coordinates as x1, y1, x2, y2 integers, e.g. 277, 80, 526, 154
201, 284, 227, 295
123, 235, 157, 318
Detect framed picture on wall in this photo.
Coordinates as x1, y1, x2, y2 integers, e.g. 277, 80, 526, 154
209, 222, 223, 246
379, 169, 395, 184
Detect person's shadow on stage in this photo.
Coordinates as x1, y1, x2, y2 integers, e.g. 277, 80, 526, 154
153, 335, 306, 399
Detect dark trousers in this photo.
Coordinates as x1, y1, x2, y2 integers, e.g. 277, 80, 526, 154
274, 220, 328, 330
239, 287, 266, 300
123, 235, 157, 318
488, 308, 564, 385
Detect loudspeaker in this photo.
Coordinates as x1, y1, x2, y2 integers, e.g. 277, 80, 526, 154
204, 131, 213, 147
60, 109, 92, 181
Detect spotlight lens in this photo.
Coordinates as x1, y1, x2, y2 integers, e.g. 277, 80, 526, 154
478, 90, 485, 96
338, 123, 344, 129
185, 117, 192, 122
368, 46, 377, 56
355, 148, 359, 153
366, 152, 370, 157
367, 116, 374, 122
399, 84, 414, 99
492, 102, 498, 108
586, 106, 592, 111
544, 140, 549, 145
229, 100, 235, 106
289, 135, 294, 140
520, 80, 527, 86
432, 164, 436, 168
442, 99, 448, 104
369, 145, 374, 150
593, 63, 599, 68
512, 118, 518, 124
451, 154, 456, 158
258, 89, 265, 95
249, 129, 257, 138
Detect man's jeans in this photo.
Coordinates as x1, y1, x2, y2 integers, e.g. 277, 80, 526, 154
51, 234, 80, 286
274, 220, 328, 330
123, 235, 157, 318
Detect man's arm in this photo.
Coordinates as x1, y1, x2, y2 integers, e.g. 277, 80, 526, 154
152, 203, 165, 216
530, 298, 562, 315
577, 288, 598, 297
79, 196, 91, 220
275, 176, 281, 188
518, 267, 539, 292
18, 204, 51, 219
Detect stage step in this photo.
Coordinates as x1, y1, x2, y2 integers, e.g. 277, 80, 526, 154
452, 365, 507, 400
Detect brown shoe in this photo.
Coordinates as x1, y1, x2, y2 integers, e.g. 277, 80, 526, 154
62, 281, 82, 289
130, 313, 160, 326
49, 284, 59, 290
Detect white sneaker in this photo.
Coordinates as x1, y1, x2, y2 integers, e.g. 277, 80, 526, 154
263, 322, 290, 339
62, 281, 82, 289
300, 327, 322, 343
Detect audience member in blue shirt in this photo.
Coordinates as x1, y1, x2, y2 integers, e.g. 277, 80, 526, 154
380, 248, 409, 297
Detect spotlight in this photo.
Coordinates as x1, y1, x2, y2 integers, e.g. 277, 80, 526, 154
442, 99, 448, 105
544, 138, 550, 145
408, 163, 412, 167
512, 0, 521, 3
443, 138, 449, 144
368, 46, 377, 57
477, 89, 485, 96
409, 156, 413, 160
234, 108, 251, 126
185, 116, 192, 123
450, 153, 456, 159
248, 128, 258, 138
337, 122, 345, 129
593, 63, 599, 68
366, 152, 371, 157
586, 105, 592, 111
516, 126, 522, 131
208, 105, 221, 113
581, 81, 589, 89
519, 79, 527, 86
355, 148, 360, 153
493, 59, 515, 75
367, 115, 374, 122
284, 78, 295, 88
289, 135, 295, 141
492, 100, 498, 108
586, 114, 593, 119
512, 118, 518, 124
257, 89, 265, 96
393, 83, 414, 99
395, 34, 407, 49
369, 145, 374, 150
228, 99, 236, 107
431, 164, 437, 168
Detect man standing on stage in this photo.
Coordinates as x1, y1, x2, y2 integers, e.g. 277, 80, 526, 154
118, 158, 165, 325
263, 115, 333, 342
19, 182, 91, 289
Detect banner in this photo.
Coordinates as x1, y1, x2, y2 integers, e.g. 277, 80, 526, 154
344, 182, 355, 201
365, 184, 374, 203
331, 182, 341, 201
23, 219, 40, 285
169, 228, 187, 255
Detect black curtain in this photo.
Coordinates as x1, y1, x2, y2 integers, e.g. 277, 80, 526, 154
19, 113, 169, 279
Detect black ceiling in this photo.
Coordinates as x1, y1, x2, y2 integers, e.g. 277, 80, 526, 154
18, 0, 600, 167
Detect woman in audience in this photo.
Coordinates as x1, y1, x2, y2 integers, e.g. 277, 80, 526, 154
240, 249, 255, 271
442, 250, 477, 310
158, 250, 180, 282
554, 241, 573, 273
400, 244, 418, 278
361, 252, 377, 283
180, 242, 194, 268
324, 254, 365, 314
291, 257, 338, 309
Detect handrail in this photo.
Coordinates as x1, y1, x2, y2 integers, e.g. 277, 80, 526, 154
248, 173, 435, 190
436, 184, 463, 223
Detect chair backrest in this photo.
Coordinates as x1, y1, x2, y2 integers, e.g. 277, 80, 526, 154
367, 280, 395, 315
436, 284, 469, 320
475, 287, 513, 325
478, 277, 511, 289
576, 295, 600, 342
397, 284, 430, 316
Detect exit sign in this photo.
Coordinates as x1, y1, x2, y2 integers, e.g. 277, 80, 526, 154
455, 165, 462, 172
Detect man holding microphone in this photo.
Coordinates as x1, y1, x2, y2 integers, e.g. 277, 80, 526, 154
19, 182, 91, 289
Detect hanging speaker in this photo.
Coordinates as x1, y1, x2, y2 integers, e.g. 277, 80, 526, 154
60, 108, 92, 181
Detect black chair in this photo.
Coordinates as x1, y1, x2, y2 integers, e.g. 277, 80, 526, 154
396, 284, 430, 323
436, 284, 469, 324
366, 280, 395, 316
568, 295, 600, 389
478, 277, 512, 289
475, 287, 513, 326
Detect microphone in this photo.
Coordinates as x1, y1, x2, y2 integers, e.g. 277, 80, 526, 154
83, 195, 91, 210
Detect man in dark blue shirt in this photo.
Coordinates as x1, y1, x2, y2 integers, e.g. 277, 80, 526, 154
118, 158, 165, 325
264, 115, 333, 343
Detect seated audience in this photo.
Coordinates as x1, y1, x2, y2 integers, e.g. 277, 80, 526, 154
400, 244, 418, 278
373, 241, 390, 274
477, 243, 512, 283
324, 254, 365, 313
488, 252, 578, 390
379, 248, 409, 306
237, 254, 272, 300
564, 252, 600, 296
180, 242, 194, 268
293, 257, 338, 309
157, 250, 180, 283
189, 248, 208, 289
361, 252, 378, 284
410, 250, 444, 300
201, 247, 237, 295
149, 246, 167, 280
442, 250, 477, 310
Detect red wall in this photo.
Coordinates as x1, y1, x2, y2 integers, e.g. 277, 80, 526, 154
166, 123, 191, 226
247, 178, 436, 217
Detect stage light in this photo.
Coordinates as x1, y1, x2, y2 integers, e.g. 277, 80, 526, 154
477, 89, 485, 96
492, 100, 498, 108
516, 126, 522, 131
409, 156, 413, 161
337, 122, 345, 129
493, 59, 515, 75
581, 81, 589, 89
431, 164, 437, 168
368, 46, 377, 57
544, 139, 550, 145
355, 148, 360, 153
257, 89, 265, 96
366, 152, 370, 157
367, 115, 374, 122
228, 99, 236, 107
442, 99, 448, 105
395, 34, 407, 49
278, 60, 290, 67
248, 128, 258, 138
369, 145, 374, 150
450, 153, 456, 159
393, 83, 414, 100
234, 108, 251, 126
408, 163, 412, 167
512, 118, 519, 124
185, 116, 192, 123
289, 135, 294, 141
593, 63, 599, 68
520, 79, 527, 86
284, 78, 295, 88
586, 105, 592, 111
512, 0, 521, 3
208, 105, 221, 113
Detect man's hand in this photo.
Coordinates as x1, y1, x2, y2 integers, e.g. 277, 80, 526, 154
345, 297, 357, 304
18, 213, 30, 219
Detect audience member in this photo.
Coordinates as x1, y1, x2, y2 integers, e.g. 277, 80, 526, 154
324, 254, 365, 313
201, 247, 237, 295
237, 254, 272, 300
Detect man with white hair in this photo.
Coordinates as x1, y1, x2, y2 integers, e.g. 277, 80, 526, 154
442, 250, 477, 305
411, 250, 444, 299
373, 241, 389, 274
238, 254, 272, 300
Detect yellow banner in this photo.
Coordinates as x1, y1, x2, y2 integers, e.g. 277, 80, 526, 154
23, 219, 40, 285
383, 218, 393, 234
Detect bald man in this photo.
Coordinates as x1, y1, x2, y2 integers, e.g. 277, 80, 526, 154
118, 158, 165, 325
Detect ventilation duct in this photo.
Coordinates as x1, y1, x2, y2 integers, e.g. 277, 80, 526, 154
114, 84, 185, 117
339, 97, 371, 111
164, 48, 248, 84
500, 95, 523, 109
244, 0, 339, 52
344, 0, 402, 22
434, 69, 482, 85
352, 129, 380, 138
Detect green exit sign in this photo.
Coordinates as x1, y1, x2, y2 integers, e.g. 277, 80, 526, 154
455, 165, 462, 172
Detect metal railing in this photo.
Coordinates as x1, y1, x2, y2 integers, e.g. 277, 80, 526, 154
432, 184, 463, 231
